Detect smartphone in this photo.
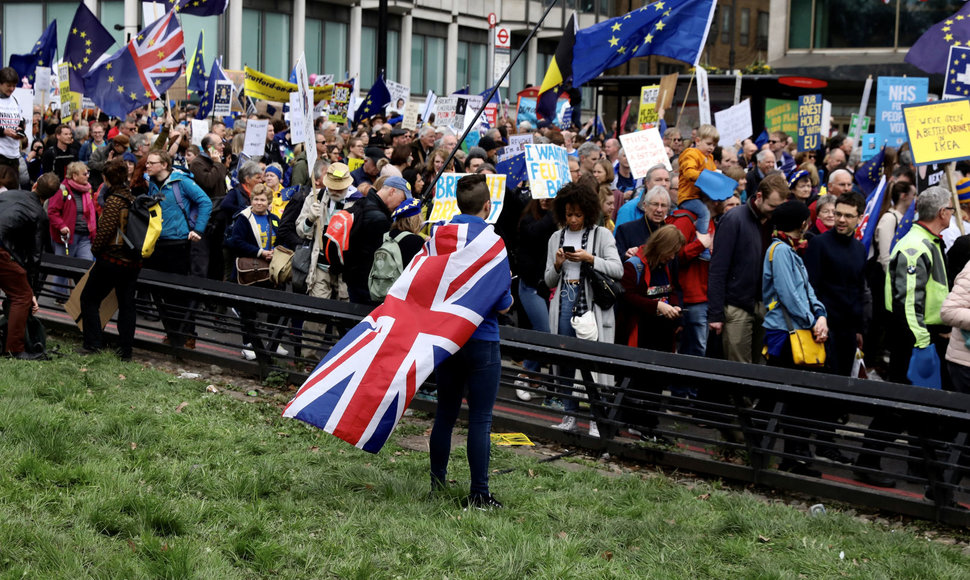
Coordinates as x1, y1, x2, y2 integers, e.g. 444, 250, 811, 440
562, 246, 576, 253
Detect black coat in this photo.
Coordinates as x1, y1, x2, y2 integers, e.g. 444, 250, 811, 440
708, 198, 772, 323
0, 190, 49, 292
345, 190, 392, 300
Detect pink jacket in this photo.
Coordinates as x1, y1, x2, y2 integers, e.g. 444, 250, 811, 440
941, 263, 970, 367
47, 182, 98, 243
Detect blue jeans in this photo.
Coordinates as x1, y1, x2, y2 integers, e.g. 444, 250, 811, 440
518, 279, 550, 373
679, 198, 710, 235
556, 282, 580, 412
674, 301, 708, 398
430, 339, 502, 496
52, 234, 94, 296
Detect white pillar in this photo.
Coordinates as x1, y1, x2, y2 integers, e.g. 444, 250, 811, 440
228, 0, 243, 70
123, 0, 138, 43
84, 0, 98, 15
445, 7, 458, 94
400, 14, 413, 96
526, 34, 537, 87
292, 0, 306, 68
349, 4, 362, 82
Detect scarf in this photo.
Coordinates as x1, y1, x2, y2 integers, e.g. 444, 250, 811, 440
773, 230, 807, 255
64, 178, 92, 195
558, 226, 593, 317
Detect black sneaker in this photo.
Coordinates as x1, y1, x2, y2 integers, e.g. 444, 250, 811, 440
461, 493, 504, 511
12, 351, 47, 361
778, 459, 821, 478
815, 447, 853, 465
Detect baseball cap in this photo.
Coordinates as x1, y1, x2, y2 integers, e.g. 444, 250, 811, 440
384, 176, 413, 199
364, 146, 387, 161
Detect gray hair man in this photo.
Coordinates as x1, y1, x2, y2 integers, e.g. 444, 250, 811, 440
614, 185, 671, 258
577, 141, 602, 172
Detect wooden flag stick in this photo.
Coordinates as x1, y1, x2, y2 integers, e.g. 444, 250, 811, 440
678, 69, 696, 125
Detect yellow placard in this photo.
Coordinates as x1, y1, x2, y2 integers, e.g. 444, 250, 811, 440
489, 433, 535, 446
903, 99, 970, 165
243, 66, 333, 104
428, 174, 507, 224
638, 85, 659, 128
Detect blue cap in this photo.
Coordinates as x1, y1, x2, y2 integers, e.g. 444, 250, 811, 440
787, 169, 810, 190
958, 177, 970, 203
392, 197, 422, 219
384, 176, 413, 199
122, 151, 137, 163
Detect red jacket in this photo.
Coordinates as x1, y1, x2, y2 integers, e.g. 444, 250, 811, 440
47, 181, 99, 243
666, 208, 713, 305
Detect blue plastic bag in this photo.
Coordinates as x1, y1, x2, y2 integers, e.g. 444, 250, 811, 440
907, 346, 942, 389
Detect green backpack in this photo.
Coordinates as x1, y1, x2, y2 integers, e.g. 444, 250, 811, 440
368, 231, 409, 302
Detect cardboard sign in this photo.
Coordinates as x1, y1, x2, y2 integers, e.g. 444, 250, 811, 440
714, 98, 752, 147
191, 119, 208, 147
453, 95, 483, 132
638, 85, 659, 129
657, 73, 678, 110
861, 133, 882, 162
328, 83, 352, 124
428, 173, 507, 223
402, 101, 422, 130
524, 144, 571, 199
213, 80, 234, 116
288, 92, 304, 141
764, 98, 798, 135
64, 267, 117, 332
876, 76, 929, 148
243, 119, 269, 158
34, 68, 52, 106
902, 98, 970, 165
797, 94, 823, 151
619, 127, 671, 178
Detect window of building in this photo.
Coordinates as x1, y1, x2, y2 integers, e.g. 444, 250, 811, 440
387, 30, 400, 86
757, 11, 769, 50
720, 8, 732, 45
324, 21, 348, 79
181, 14, 221, 73
46, 3, 76, 54
306, 19, 323, 76
709, 6, 719, 45
362, 26, 378, 86
241, 9, 262, 70
412, 34, 445, 95
740, 8, 750, 47
99, 2, 126, 46
2, 4, 43, 57
263, 13, 290, 78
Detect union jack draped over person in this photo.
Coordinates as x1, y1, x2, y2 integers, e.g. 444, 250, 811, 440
283, 220, 512, 453
83, 9, 185, 119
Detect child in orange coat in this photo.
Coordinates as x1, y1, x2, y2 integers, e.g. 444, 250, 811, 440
677, 124, 719, 260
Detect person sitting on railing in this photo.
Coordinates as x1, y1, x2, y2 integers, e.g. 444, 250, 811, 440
79, 159, 142, 360
544, 181, 623, 436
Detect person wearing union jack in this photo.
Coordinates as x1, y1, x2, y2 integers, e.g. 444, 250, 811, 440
429, 174, 513, 511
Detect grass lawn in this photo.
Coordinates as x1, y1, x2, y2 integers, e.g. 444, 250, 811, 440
0, 342, 968, 579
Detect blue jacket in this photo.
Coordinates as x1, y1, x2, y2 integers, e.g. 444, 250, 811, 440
762, 239, 826, 332
226, 208, 279, 259
148, 169, 212, 240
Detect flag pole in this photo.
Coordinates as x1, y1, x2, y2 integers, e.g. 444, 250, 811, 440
678, 69, 695, 125
421, 0, 562, 206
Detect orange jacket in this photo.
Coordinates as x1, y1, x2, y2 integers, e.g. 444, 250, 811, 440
677, 147, 717, 205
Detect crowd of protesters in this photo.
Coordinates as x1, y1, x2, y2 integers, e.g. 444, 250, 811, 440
3, 63, 970, 485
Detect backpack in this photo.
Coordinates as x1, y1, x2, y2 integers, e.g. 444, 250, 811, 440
0, 313, 46, 355
319, 208, 356, 272
119, 194, 164, 258
368, 231, 409, 301
170, 179, 199, 231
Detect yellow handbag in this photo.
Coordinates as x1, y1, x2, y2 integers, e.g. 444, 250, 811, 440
768, 242, 826, 367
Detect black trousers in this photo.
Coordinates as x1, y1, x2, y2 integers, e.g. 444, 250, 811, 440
144, 239, 195, 344
80, 259, 140, 357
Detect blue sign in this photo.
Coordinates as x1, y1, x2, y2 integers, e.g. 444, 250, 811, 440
797, 93, 823, 151
943, 46, 970, 100
861, 133, 882, 162
875, 76, 929, 148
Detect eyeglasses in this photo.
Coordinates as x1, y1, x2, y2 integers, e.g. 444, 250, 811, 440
768, 139, 779, 144
145, 160, 162, 166
944, 206, 956, 212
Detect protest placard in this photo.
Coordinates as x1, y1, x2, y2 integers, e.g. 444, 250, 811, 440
34, 68, 51, 106
402, 102, 422, 130
288, 93, 304, 141
847, 113, 870, 142
695, 66, 711, 126
714, 99, 752, 147
453, 95, 483, 132
243, 119, 269, 159
435, 97, 457, 127
428, 174, 507, 223
244, 66, 333, 103
191, 119, 208, 147
386, 80, 409, 115
902, 98, 970, 165
293, 54, 316, 174
213, 80, 234, 116
657, 73, 678, 110
943, 46, 970, 100
619, 127, 671, 178
876, 76, 929, 148
422, 91, 437, 124
638, 85, 659, 129
917, 163, 948, 192
524, 144, 571, 199
508, 134, 533, 153
12, 88, 33, 147
329, 83, 352, 124
797, 94, 823, 151
314, 74, 334, 87
764, 98, 797, 134
861, 133, 882, 162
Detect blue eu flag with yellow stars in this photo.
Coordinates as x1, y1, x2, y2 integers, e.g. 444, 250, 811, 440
162, 0, 229, 17
906, 2, 970, 76
571, 0, 716, 88
186, 32, 207, 95
9, 21, 57, 84
855, 145, 885, 197
64, 3, 117, 93
944, 46, 970, 99
355, 75, 391, 124
892, 198, 917, 253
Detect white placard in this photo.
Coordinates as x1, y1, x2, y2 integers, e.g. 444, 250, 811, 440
293, 54, 316, 176
428, 173, 507, 224
524, 144, 571, 199
619, 127, 671, 179
212, 80, 234, 116
695, 66, 711, 126
422, 91, 437, 125
821, 99, 832, 140
34, 68, 52, 106
453, 95, 484, 132
12, 88, 33, 147
713, 98, 753, 147
191, 119, 209, 148
314, 74, 334, 87
402, 102, 422, 131
289, 92, 306, 142
435, 96, 457, 127
142, 1, 165, 26
386, 80, 410, 115
243, 119, 269, 159
507, 134, 533, 154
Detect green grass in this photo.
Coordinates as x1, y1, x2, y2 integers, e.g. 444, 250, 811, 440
0, 343, 967, 579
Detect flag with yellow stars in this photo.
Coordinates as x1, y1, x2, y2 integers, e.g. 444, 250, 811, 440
160, 0, 229, 17
571, 0, 716, 88
354, 75, 391, 124
943, 45, 970, 99
906, 2, 970, 75
196, 56, 230, 119
8, 21, 57, 84
64, 2, 116, 94
187, 31, 207, 94
83, 9, 185, 119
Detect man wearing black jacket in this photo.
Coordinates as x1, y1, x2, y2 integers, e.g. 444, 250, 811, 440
41, 124, 80, 179
0, 173, 60, 359
708, 172, 787, 364
189, 133, 230, 280
345, 176, 411, 305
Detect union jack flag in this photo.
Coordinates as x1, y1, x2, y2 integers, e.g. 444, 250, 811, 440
855, 174, 887, 253
83, 9, 185, 119
283, 220, 512, 453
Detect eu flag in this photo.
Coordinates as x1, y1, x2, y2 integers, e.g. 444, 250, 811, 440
9, 21, 57, 84
892, 198, 917, 252
855, 145, 885, 197
186, 31, 207, 94
64, 3, 116, 94
355, 75, 391, 123
196, 56, 229, 119
163, 0, 229, 17
83, 10, 185, 119
855, 176, 887, 253
571, 0, 716, 88
905, 2, 970, 76
537, 13, 577, 122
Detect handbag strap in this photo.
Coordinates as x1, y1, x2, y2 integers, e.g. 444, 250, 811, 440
768, 241, 797, 334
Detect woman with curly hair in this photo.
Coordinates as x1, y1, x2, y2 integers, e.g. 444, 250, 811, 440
544, 181, 623, 435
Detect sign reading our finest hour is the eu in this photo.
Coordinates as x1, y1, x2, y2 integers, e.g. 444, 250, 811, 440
797, 94, 823, 151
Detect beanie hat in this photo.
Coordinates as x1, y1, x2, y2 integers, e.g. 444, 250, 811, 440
772, 200, 811, 232
958, 177, 970, 203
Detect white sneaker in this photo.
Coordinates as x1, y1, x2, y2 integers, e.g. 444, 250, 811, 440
513, 378, 532, 401
552, 415, 577, 431
589, 421, 600, 438
276, 345, 289, 356
241, 343, 256, 361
